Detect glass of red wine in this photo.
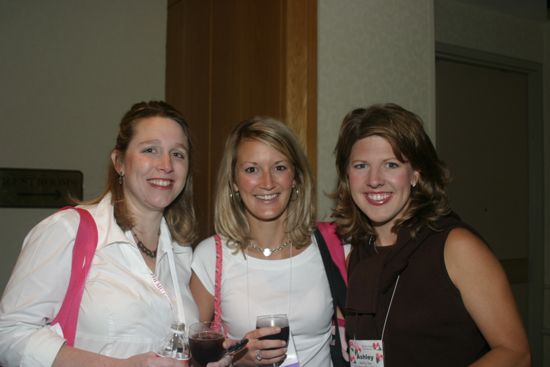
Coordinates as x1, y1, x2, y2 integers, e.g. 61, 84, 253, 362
256, 314, 290, 367
188, 321, 225, 367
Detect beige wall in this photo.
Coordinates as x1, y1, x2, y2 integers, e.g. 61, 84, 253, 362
435, 0, 544, 62
317, 0, 436, 219
0, 0, 167, 293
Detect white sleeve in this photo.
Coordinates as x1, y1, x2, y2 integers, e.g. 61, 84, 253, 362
0, 210, 80, 367
190, 236, 217, 296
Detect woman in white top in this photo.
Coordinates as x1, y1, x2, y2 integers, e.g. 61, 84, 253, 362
0, 101, 204, 367
191, 117, 340, 366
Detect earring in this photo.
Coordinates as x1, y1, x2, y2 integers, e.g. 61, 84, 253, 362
411, 181, 416, 188
118, 172, 124, 185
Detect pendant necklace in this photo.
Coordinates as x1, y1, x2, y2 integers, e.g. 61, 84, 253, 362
249, 241, 290, 257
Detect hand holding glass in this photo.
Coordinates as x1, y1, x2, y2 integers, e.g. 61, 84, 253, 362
256, 314, 289, 343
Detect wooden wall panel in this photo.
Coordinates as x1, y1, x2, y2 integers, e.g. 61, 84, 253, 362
166, 0, 317, 240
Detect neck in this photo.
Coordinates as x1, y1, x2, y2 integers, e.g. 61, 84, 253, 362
247, 217, 287, 249
374, 227, 397, 247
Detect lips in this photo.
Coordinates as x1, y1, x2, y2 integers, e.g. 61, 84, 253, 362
255, 193, 278, 201
148, 178, 174, 188
365, 192, 391, 205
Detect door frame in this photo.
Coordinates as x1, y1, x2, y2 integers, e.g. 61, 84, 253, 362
435, 42, 544, 365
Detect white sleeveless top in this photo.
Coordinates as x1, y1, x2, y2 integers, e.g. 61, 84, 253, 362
192, 235, 333, 367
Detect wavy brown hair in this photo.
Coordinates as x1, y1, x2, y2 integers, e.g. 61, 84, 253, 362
215, 116, 315, 252
90, 101, 197, 245
332, 103, 450, 246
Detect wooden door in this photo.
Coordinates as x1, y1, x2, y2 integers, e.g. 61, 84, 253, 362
166, 0, 317, 240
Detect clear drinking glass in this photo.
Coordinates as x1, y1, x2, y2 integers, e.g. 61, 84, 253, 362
188, 321, 225, 367
256, 314, 290, 367
157, 322, 190, 366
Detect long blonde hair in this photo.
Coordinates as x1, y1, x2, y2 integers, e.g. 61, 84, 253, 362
215, 117, 315, 251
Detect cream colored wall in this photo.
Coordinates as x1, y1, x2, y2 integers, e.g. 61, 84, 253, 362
317, 0, 436, 219
435, 0, 544, 62
0, 0, 167, 293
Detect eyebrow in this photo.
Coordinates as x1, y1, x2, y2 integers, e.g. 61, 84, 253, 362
137, 139, 188, 150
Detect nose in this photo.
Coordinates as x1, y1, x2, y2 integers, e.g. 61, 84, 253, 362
367, 166, 383, 188
158, 152, 174, 173
259, 170, 274, 189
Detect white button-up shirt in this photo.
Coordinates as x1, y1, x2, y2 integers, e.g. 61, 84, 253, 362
0, 194, 198, 367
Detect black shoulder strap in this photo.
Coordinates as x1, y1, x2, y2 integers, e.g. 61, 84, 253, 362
314, 228, 350, 367
314, 228, 347, 311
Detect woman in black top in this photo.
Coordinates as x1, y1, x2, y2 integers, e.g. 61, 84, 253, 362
332, 103, 530, 366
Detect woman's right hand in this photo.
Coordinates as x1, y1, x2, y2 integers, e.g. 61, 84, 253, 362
232, 327, 287, 366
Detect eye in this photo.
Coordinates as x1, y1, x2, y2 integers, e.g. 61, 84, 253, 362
274, 164, 288, 171
244, 166, 258, 174
385, 161, 400, 169
142, 147, 157, 154
352, 162, 367, 169
172, 151, 186, 159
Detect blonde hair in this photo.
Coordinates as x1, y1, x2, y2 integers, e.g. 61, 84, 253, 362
215, 117, 315, 251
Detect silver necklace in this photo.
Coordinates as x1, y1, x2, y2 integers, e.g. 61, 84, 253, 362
249, 242, 290, 257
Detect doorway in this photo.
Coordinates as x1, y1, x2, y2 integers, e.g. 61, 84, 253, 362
435, 43, 544, 364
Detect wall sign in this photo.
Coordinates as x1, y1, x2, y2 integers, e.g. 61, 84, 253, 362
0, 168, 83, 208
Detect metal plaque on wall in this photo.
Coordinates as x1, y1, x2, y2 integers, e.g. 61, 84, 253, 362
0, 168, 83, 208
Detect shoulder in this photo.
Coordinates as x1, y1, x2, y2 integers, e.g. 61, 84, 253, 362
444, 227, 490, 259
443, 227, 502, 287
26, 208, 81, 241
192, 235, 218, 261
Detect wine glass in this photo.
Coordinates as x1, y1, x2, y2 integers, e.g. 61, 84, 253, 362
157, 322, 190, 366
256, 314, 289, 367
188, 321, 225, 367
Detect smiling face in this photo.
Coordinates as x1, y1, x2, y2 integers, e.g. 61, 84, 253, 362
112, 116, 189, 217
347, 135, 419, 238
233, 139, 296, 225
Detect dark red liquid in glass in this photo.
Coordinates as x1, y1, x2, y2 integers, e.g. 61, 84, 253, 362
189, 331, 224, 367
258, 326, 290, 343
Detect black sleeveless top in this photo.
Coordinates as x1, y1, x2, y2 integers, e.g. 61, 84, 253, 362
345, 213, 490, 366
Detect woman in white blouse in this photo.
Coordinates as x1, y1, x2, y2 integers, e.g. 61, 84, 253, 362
0, 101, 201, 367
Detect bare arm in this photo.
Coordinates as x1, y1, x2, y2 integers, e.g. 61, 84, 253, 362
444, 228, 530, 367
190, 271, 215, 322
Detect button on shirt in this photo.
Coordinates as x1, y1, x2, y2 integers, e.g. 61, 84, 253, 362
0, 194, 199, 367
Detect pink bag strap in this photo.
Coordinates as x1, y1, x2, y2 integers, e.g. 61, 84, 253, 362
50, 207, 98, 346
316, 222, 348, 285
213, 234, 223, 324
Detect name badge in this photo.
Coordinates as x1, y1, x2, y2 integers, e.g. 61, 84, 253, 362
349, 339, 384, 367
